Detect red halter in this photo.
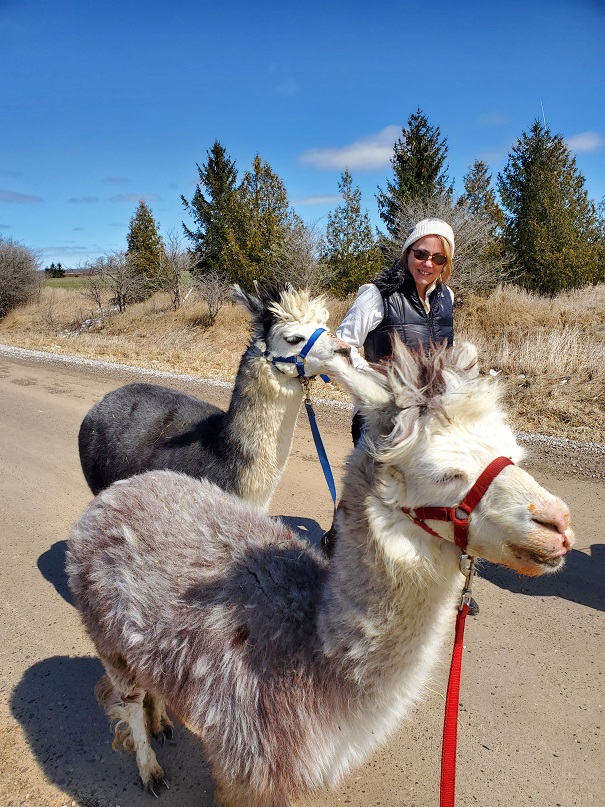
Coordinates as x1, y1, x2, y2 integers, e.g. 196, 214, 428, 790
401, 456, 514, 550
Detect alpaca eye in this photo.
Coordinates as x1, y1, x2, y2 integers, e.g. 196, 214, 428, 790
285, 336, 305, 346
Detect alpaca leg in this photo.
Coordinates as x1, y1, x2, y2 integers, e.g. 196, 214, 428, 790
144, 691, 174, 743
96, 674, 135, 752
95, 673, 168, 795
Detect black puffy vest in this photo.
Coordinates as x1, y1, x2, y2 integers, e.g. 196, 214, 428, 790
364, 270, 453, 363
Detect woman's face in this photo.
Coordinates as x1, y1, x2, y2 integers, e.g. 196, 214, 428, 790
406, 235, 446, 298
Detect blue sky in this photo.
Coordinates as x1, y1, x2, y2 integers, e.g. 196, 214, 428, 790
1, 0, 604, 269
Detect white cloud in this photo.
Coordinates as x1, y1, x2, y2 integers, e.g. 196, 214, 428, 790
0, 188, 42, 204
299, 126, 400, 171
477, 139, 515, 166
68, 196, 99, 204
566, 131, 605, 153
292, 194, 342, 206
39, 244, 93, 257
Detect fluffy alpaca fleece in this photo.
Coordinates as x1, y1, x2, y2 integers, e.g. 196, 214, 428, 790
77, 283, 350, 510
67, 340, 574, 806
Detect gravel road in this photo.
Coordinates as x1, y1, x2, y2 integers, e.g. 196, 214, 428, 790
1, 346, 603, 807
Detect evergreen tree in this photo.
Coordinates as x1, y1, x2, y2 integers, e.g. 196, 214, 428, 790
497, 121, 604, 294
461, 160, 505, 232
44, 262, 65, 278
181, 141, 239, 279
126, 200, 165, 293
377, 108, 453, 237
233, 154, 292, 287
325, 169, 383, 296
460, 160, 506, 264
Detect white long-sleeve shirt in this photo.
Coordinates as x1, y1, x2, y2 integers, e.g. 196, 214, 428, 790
335, 282, 454, 370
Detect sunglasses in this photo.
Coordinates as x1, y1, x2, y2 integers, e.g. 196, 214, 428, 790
411, 248, 447, 267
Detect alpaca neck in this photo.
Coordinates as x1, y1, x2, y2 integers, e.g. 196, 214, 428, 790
320, 456, 463, 700
224, 345, 304, 510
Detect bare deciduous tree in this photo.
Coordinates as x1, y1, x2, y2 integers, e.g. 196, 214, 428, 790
81, 267, 106, 315
157, 231, 198, 310
82, 251, 148, 313
269, 218, 333, 294
0, 237, 41, 319
378, 194, 512, 302
194, 270, 231, 327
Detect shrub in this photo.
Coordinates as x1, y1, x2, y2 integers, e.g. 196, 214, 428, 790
0, 237, 41, 319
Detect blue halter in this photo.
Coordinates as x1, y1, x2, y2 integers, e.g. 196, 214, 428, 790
266, 326, 336, 513
266, 327, 330, 382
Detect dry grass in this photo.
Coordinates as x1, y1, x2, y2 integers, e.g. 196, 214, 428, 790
458, 284, 605, 442
1, 283, 604, 443
1, 287, 257, 383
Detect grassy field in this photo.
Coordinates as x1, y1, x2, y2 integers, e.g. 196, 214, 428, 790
1, 281, 604, 443
44, 275, 91, 290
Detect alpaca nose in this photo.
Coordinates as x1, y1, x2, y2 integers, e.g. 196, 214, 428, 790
529, 497, 575, 552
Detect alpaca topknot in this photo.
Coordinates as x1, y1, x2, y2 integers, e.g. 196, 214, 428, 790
269, 288, 329, 327
361, 339, 504, 464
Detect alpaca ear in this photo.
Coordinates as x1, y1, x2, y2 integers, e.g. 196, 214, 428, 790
453, 342, 479, 378
231, 284, 266, 318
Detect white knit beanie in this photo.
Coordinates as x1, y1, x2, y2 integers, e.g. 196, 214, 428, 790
401, 218, 455, 258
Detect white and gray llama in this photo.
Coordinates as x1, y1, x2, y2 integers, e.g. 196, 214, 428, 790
67, 340, 574, 807
78, 282, 350, 510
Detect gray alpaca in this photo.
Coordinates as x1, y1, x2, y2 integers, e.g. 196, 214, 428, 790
67, 340, 574, 807
78, 283, 350, 509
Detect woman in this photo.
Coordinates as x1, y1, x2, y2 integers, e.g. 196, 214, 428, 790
336, 217, 455, 444
330, 217, 480, 614
326, 218, 480, 620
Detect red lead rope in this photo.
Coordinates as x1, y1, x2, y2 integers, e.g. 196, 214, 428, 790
400, 457, 515, 807
440, 603, 470, 807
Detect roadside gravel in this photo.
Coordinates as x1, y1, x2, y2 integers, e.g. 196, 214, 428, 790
2, 342, 603, 480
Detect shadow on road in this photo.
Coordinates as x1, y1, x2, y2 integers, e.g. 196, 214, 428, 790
38, 540, 73, 606
11, 656, 215, 806
277, 514, 324, 549
479, 545, 605, 612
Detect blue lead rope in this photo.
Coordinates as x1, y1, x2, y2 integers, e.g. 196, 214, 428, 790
304, 398, 337, 517
267, 328, 337, 511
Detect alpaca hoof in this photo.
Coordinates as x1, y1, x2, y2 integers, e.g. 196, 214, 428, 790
154, 724, 174, 745
143, 771, 170, 797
